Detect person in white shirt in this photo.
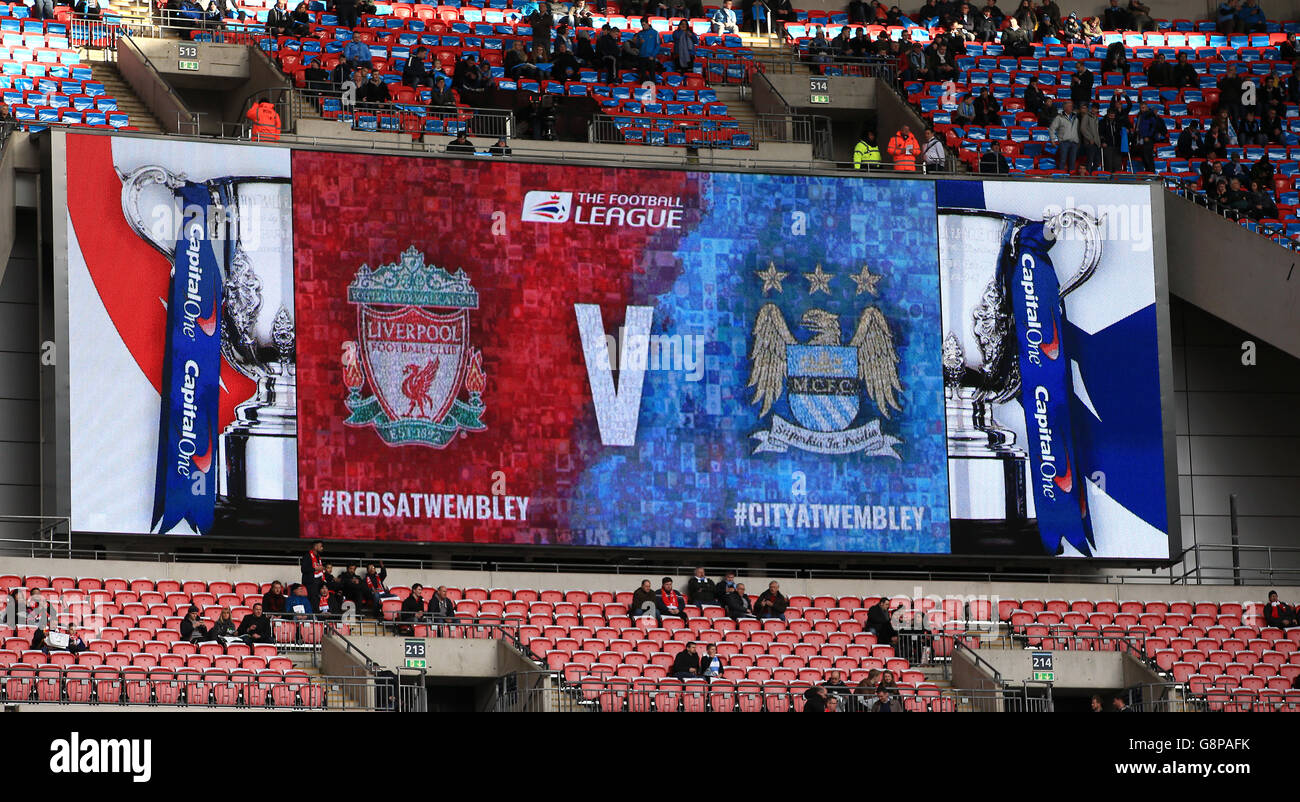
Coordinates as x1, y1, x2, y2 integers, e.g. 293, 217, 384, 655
711, 0, 740, 33
922, 126, 946, 170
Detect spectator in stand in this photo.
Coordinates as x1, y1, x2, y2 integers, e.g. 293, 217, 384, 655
429, 585, 457, 635
75, 0, 103, 19
1112, 695, 1133, 712
1170, 53, 1198, 89
1246, 178, 1279, 220
701, 643, 724, 678
1079, 101, 1101, 170
31, 625, 86, 654
529, 2, 554, 51
1265, 590, 1299, 628
1033, 0, 1059, 40
1023, 75, 1050, 123
1201, 158, 1229, 189
670, 642, 703, 679
1013, 0, 1036, 31
1240, 109, 1265, 145
403, 47, 433, 87
262, 580, 287, 614
772, 0, 796, 24
954, 92, 975, 125
1060, 11, 1083, 42
1069, 60, 1094, 107
399, 583, 426, 635
1001, 16, 1032, 57
333, 0, 358, 29
315, 582, 343, 617
633, 17, 663, 82
359, 72, 392, 105
974, 87, 1000, 125
1133, 100, 1167, 172
564, 0, 593, 27
1262, 107, 1285, 144
237, 603, 272, 644
1126, 0, 1153, 31
28, 0, 55, 20
755, 580, 788, 621
711, 0, 740, 33
685, 567, 716, 605
922, 125, 946, 169
1101, 41, 1128, 75
630, 579, 658, 618
203, 1, 223, 27
341, 37, 371, 70
1215, 107, 1240, 146
1216, 0, 1240, 33
655, 577, 688, 620
22, 588, 50, 628
803, 685, 829, 712
285, 584, 315, 615
337, 564, 365, 610
1099, 105, 1125, 170
1091, 695, 1105, 711
869, 684, 905, 712
454, 55, 490, 100
552, 39, 582, 81
722, 582, 755, 619
1050, 100, 1080, 171
980, 148, 1010, 173
1106, 88, 1133, 125
1280, 33, 1300, 63
300, 541, 326, 600
211, 606, 240, 643
926, 40, 957, 81
1145, 52, 1170, 87
1237, 0, 1266, 32
447, 129, 476, 153
974, 7, 999, 41
266, 0, 292, 34
1219, 63, 1246, 125
1176, 119, 1203, 159
363, 561, 396, 615
888, 123, 920, 171
429, 75, 456, 108
1100, 0, 1132, 30
671, 19, 698, 73
1081, 15, 1102, 38
1225, 176, 1251, 215
826, 696, 841, 712
288, 1, 311, 33
594, 25, 622, 83
490, 136, 512, 156
181, 605, 214, 642
822, 669, 850, 695
866, 597, 900, 645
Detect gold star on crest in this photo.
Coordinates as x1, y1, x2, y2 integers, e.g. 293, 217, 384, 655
755, 262, 788, 295
849, 264, 882, 296
804, 264, 833, 295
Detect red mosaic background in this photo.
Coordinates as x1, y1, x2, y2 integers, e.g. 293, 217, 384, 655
292, 151, 695, 542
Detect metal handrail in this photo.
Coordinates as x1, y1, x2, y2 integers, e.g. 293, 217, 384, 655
952, 636, 1002, 684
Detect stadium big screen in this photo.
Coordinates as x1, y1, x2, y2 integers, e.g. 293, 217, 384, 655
54, 132, 1178, 559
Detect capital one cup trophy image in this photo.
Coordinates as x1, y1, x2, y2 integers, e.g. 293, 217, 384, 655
938, 207, 1103, 554
121, 165, 297, 535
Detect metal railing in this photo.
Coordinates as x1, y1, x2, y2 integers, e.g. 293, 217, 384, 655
264, 611, 522, 646
1167, 543, 1300, 586
485, 670, 1053, 711
755, 53, 898, 82
0, 664, 390, 710
1008, 624, 1149, 658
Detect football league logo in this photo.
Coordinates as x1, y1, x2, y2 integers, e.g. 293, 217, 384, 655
521, 190, 573, 223
342, 246, 487, 447
747, 262, 904, 457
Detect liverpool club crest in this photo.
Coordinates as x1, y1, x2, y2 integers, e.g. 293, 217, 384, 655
341, 246, 487, 447
747, 262, 904, 457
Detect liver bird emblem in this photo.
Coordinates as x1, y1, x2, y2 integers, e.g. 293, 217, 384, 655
747, 303, 904, 420
401, 359, 440, 419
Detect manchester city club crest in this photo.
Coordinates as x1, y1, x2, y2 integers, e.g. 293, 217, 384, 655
747, 262, 904, 457
341, 246, 487, 447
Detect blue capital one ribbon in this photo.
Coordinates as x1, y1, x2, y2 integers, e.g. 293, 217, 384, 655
1004, 222, 1095, 556
152, 182, 224, 535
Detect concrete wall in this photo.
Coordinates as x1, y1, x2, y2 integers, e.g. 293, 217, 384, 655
1170, 297, 1300, 581
117, 37, 196, 134
0, 211, 39, 547
975, 648, 1160, 689
332, 631, 535, 676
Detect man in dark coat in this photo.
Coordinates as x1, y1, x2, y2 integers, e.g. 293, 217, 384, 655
866, 598, 900, 645
685, 567, 716, 605
399, 583, 426, 635
654, 577, 688, 619
721, 582, 754, 620
670, 642, 703, 679
755, 581, 788, 621
300, 540, 325, 598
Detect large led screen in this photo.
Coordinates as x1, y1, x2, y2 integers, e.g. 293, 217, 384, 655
60, 132, 1175, 559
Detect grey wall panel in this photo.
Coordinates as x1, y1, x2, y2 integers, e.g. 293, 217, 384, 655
1187, 436, 1300, 478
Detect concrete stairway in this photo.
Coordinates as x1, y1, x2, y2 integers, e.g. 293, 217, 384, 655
88, 61, 166, 133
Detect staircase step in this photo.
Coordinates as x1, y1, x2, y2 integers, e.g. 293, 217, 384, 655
88, 60, 165, 133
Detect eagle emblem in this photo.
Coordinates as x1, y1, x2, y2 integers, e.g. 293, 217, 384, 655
747, 264, 904, 457
341, 246, 487, 448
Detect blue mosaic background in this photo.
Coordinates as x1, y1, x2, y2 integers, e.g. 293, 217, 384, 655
565, 174, 950, 554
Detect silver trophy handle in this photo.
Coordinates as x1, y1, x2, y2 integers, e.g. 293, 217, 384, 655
119, 165, 189, 260
1044, 209, 1106, 300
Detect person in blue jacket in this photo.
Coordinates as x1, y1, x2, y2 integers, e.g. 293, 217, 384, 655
633, 16, 662, 82
1236, 0, 1266, 32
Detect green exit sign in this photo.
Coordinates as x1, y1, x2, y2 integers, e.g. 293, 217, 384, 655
1033, 671, 1055, 682
810, 93, 830, 104
178, 59, 200, 71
